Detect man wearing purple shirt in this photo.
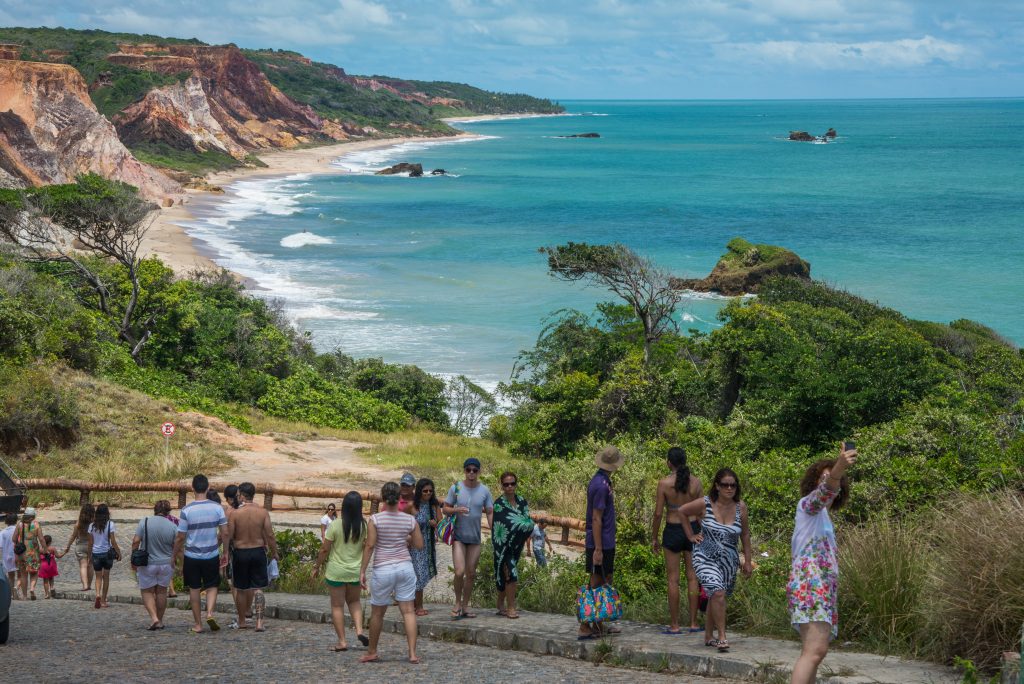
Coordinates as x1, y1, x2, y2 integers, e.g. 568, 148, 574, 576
579, 445, 625, 639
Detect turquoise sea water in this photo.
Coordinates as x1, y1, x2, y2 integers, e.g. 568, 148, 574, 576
182, 99, 1024, 388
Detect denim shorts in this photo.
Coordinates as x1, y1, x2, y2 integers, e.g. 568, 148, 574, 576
369, 561, 417, 606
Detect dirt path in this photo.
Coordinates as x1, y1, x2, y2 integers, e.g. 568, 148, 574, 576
175, 412, 403, 492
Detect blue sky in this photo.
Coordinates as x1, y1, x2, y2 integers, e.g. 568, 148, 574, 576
3, 0, 1022, 99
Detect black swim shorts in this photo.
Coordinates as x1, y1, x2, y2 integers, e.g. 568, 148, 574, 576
231, 547, 269, 591
662, 521, 701, 553
585, 547, 616, 578
182, 555, 221, 590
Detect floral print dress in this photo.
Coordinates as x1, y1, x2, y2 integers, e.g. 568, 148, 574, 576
787, 482, 840, 639
491, 494, 533, 591
410, 503, 437, 591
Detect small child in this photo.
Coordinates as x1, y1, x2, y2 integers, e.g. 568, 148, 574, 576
528, 521, 555, 567
37, 534, 59, 598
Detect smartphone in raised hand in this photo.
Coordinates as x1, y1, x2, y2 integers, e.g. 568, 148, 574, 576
843, 440, 855, 452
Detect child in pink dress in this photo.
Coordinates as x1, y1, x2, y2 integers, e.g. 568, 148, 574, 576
38, 534, 60, 598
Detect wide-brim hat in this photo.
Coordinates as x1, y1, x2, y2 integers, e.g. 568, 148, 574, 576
23, 506, 36, 518
594, 445, 625, 472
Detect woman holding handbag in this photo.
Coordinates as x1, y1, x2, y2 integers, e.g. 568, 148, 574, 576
132, 500, 179, 629
14, 507, 46, 601
409, 478, 441, 616
61, 504, 95, 592
89, 504, 121, 609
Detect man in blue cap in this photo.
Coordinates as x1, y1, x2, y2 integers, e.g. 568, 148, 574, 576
442, 457, 493, 619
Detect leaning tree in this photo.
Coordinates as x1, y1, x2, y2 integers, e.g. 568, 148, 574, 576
0, 174, 160, 361
540, 242, 682, 363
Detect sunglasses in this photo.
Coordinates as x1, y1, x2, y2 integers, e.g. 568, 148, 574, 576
718, 481, 737, 489
465, 467, 479, 473
501, 481, 517, 487
422, 489, 434, 494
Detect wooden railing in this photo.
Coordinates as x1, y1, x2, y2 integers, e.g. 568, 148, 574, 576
23, 478, 587, 547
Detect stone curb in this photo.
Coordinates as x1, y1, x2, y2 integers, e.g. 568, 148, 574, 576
52, 589, 903, 683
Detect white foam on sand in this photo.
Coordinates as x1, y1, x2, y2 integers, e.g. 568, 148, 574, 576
280, 232, 333, 248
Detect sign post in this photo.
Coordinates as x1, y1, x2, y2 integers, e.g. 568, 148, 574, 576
161, 422, 175, 458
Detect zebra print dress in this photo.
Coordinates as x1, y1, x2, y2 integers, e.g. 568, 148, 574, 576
693, 496, 742, 597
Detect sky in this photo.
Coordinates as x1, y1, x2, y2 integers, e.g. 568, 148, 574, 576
2, 0, 1022, 100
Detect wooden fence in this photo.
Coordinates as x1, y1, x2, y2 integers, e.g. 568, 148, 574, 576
23, 478, 587, 547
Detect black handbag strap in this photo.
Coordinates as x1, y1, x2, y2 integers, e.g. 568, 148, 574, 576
142, 517, 148, 551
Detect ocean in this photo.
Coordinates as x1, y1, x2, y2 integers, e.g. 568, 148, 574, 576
180, 99, 1024, 389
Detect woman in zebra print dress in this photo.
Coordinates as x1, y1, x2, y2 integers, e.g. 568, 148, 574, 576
678, 467, 753, 653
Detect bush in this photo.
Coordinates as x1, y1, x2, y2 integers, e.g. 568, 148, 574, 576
349, 358, 448, 428
271, 529, 327, 595
257, 366, 409, 432
0, 363, 79, 452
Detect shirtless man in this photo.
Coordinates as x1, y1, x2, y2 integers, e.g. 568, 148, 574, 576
225, 482, 279, 631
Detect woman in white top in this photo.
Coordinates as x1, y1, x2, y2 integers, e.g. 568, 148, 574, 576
320, 503, 337, 540
89, 504, 121, 609
359, 482, 424, 664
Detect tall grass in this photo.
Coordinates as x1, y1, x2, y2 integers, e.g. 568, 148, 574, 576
917, 491, 1024, 670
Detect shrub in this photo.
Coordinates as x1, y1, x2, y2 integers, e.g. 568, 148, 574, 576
271, 529, 327, 595
0, 362, 79, 453
257, 366, 409, 432
349, 358, 448, 428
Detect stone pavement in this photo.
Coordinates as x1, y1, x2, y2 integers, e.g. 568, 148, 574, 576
37, 519, 957, 684
7, 599, 742, 683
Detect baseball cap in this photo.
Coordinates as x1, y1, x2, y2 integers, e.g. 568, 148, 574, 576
463, 457, 482, 470
400, 472, 416, 486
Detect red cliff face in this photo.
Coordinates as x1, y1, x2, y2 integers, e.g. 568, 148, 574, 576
0, 59, 179, 200
111, 45, 347, 158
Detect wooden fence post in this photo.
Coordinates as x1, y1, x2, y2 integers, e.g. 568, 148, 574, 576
177, 489, 187, 510
560, 526, 570, 545
370, 498, 379, 514
263, 485, 274, 511
79, 490, 90, 506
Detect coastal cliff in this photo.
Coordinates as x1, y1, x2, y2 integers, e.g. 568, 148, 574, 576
112, 44, 349, 159
671, 238, 811, 295
0, 59, 179, 200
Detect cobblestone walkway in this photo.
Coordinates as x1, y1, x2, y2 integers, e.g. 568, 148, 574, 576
6, 599, 739, 683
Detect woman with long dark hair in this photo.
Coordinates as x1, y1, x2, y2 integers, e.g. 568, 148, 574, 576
61, 503, 95, 591
651, 446, 704, 634
320, 502, 337, 540
410, 478, 442, 616
315, 491, 369, 651
789, 444, 857, 684
89, 503, 121, 609
678, 467, 753, 653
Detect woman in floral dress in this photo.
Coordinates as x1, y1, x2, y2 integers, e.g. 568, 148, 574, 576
490, 471, 534, 619
15, 507, 47, 600
788, 444, 857, 684
409, 478, 442, 616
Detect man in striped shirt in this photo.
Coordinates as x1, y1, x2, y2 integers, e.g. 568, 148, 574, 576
172, 474, 228, 633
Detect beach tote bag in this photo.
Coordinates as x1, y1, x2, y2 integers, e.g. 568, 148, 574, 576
437, 482, 460, 546
576, 577, 623, 624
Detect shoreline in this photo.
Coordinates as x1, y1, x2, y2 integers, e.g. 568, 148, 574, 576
143, 133, 480, 275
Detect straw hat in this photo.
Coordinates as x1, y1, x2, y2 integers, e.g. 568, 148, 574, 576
594, 445, 625, 472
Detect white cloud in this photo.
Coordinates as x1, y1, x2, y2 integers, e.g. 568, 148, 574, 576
715, 35, 968, 70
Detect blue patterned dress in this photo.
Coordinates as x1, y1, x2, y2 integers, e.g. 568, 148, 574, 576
410, 503, 437, 591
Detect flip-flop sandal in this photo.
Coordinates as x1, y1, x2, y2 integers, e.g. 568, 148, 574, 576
255, 626, 265, 633
206, 617, 220, 631
577, 633, 598, 641
717, 639, 730, 652
359, 654, 381, 663
450, 608, 463, 618
331, 645, 349, 652
507, 611, 520, 619
705, 638, 719, 648
462, 612, 477, 619
147, 623, 161, 631
358, 634, 370, 647
495, 610, 507, 617
688, 627, 703, 633
603, 625, 621, 635
661, 628, 683, 635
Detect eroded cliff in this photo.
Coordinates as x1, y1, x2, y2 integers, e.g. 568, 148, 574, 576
0, 59, 179, 199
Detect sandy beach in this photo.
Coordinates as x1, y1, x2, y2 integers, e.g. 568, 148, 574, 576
142, 133, 480, 275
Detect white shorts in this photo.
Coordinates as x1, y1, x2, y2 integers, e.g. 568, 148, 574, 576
2, 555, 15, 574
136, 563, 174, 590
369, 561, 416, 606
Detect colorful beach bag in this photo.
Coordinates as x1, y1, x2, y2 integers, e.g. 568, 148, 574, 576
437, 481, 460, 546
576, 580, 623, 624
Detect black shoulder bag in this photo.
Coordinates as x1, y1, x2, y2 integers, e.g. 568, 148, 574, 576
131, 518, 149, 567
13, 523, 26, 556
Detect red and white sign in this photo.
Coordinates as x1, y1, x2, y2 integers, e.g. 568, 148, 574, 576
161, 422, 175, 436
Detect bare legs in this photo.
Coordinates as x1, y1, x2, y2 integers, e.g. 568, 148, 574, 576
141, 586, 168, 627
791, 622, 831, 684
496, 562, 519, 618
684, 551, 700, 630
705, 590, 727, 646
361, 600, 419, 663
451, 542, 481, 615
414, 590, 428, 616
188, 585, 219, 632
329, 584, 365, 649
664, 549, 682, 631
78, 555, 94, 591
95, 569, 110, 607
234, 588, 254, 629
5, 571, 15, 599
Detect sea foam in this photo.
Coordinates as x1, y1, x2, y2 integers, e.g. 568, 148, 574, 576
280, 232, 332, 248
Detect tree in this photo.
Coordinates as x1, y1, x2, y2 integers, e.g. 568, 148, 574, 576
0, 174, 159, 360
445, 375, 497, 435
540, 242, 681, 363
